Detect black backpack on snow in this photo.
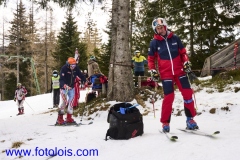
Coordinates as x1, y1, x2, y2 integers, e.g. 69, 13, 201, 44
105, 102, 144, 140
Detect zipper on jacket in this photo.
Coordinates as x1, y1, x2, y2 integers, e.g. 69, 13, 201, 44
164, 38, 175, 75
70, 70, 73, 88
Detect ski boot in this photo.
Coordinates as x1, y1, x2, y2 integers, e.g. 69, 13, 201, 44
17, 108, 22, 115
186, 117, 199, 130
56, 111, 65, 125
66, 113, 76, 124
162, 123, 170, 133
21, 108, 24, 114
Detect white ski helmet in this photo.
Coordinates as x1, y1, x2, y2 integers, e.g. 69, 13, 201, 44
152, 17, 167, 34
134, 50, 140, 55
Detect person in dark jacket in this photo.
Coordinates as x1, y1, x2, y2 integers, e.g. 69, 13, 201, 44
148, 17, 198, 132
56, 57, 86, 125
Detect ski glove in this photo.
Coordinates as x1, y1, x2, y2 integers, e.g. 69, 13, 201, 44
63, 84, 72, 90
183, 61, 192, 73
148, 69, 159, 78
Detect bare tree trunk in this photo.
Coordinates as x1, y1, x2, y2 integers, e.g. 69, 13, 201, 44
1, 16, 5, 100
17, 0, 20, 83
107, 0, 134, 102
44, 9, 48, 93
107, 0, 118, 100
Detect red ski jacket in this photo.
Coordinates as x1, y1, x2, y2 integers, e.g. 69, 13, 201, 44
148, 32, 189, 79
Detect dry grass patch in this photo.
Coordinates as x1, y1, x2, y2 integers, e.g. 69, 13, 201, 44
11, 141, 24, 148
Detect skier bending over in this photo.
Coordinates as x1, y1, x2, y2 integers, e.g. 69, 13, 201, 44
14, 83, 27, 115
57, 57, 86, 125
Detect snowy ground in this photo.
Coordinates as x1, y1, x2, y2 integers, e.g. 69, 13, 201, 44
1, 78, 240, 160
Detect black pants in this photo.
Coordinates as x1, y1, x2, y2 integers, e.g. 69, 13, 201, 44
134, 71, 144, 86
134, 71, 144, 76
53, 88, 60, 105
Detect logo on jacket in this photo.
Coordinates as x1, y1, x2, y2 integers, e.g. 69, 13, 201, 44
172, 42, 177, 45
158, 47, 160, 50
62, 73, 64, 76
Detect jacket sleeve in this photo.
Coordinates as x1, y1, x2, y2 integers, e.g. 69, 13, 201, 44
76, 67, 86, 83
59, 66, 67, 89
148, 40, 157, 70
176, 35, 189, 63
23, 87, 27, 95
143, 56, 148, 64
132, 57, 135, 63
22, 87, 27, 99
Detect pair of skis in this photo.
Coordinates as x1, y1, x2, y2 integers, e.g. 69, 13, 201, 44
160, 129, 220, 141
16, 113, 24, 116
49, 121, 93, 127
159, 130, 178, 141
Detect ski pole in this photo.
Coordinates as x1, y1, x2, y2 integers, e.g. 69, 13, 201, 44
51, 91, 54, 108
152, 96, 155, 118
24, 100, 34, 112
149, 70, 159, 118
64, 88, 69, 106
186, 73, 198, 111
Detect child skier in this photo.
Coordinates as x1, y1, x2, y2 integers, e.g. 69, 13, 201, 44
14, 83, 28, 115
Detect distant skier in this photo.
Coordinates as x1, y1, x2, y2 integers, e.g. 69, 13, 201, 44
14, 83, 27, 115
57, 57, 86, 125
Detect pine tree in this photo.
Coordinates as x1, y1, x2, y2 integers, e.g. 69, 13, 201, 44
97, 19, 111, 76
83, 12, 102, 57
27, 1, 40, 95
132, 0, 170, 56
52, 11, 88, 70
5, 0, 32, 99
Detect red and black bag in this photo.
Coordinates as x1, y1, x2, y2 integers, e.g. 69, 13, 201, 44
105, 102, 144, 140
